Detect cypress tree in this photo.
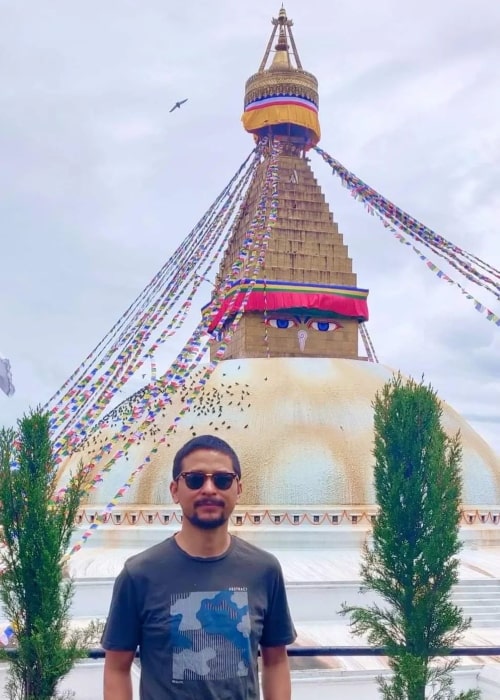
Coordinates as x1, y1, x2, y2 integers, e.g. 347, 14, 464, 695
343, 374, 480, 700
0, 409, 92, 699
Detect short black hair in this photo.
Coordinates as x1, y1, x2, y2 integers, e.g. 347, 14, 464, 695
172, 435, 242, 480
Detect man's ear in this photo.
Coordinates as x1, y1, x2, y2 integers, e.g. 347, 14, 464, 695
236, 479, 242, 502
170, 480, 179, 504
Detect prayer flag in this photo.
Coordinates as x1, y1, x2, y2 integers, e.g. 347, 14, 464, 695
0, 354, 15, 397
0, 625, 14, 646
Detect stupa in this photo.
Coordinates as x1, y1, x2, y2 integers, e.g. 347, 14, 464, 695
45, 7, 500, 695
54, 6, 499, 530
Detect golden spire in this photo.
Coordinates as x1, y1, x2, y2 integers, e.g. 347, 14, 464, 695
270, 6, 290, 70
241, 7, 321, 147
258, 6, 303, 72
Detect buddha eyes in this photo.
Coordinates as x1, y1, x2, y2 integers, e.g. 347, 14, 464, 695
264, 318, 342, 332
308, 320, 341, 332
265, 318, 298, 329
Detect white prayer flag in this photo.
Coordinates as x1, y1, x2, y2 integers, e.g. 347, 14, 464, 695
0, 625, 14, 646
0, 354, 15, 397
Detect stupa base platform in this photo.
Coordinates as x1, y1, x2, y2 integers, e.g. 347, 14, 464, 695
71, 503, 500, 572
55, 513, 500, 697
69, 530, 500, 624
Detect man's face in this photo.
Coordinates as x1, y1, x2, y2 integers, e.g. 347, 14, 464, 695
170, 448, 242, 530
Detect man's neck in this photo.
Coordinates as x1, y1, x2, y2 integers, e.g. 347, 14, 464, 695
175, 525, 231, 558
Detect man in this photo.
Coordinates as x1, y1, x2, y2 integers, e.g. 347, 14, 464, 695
102, 434, 296, 699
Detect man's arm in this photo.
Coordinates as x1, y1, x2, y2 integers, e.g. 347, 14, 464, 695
260, 645, 291, 700
103, 650, 136, 700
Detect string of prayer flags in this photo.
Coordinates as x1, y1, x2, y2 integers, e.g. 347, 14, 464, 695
49, 150, 261, 457
66, 138, 283, 553
314, 146, 500, 327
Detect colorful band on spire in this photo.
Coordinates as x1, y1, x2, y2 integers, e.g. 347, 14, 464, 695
245, 94, 318, 112
242, 98, 321, 145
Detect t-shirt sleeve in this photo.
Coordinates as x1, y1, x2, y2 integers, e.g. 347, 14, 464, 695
101, 566, 141, 651
260, 560, 297, 647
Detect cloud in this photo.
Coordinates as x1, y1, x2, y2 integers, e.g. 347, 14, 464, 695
0, 0, 499, 457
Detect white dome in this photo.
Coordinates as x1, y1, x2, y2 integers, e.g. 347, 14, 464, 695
56, 358, 500, 507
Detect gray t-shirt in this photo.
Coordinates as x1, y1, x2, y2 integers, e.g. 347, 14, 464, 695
102, 535, 296, 699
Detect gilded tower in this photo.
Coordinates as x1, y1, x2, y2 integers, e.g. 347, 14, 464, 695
208, 7, 369, 362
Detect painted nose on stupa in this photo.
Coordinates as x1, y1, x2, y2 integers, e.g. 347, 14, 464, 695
297, 329, 308, 351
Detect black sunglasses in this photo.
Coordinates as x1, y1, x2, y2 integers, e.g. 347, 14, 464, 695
177, 472, 238, 491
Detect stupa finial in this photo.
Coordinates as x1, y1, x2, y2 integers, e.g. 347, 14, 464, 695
242, 7, 320, 147
257, 6, 303, 72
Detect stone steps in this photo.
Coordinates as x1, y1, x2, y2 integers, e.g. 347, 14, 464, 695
66, 576, 500, 628
452, 582, 500, 627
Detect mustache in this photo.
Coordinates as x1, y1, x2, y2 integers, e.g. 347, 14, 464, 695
194, 498, 225, 507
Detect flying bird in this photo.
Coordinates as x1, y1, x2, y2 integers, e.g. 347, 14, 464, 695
169, 98, 188, 113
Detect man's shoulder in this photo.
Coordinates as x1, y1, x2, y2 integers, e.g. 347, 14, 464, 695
124, 536, 175, 574
231, 536, 282, 571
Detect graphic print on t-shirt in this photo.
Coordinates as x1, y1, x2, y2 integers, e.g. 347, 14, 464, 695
170, 589, 251, 681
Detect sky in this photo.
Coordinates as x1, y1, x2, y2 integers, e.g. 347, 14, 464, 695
1, 0, 499, 453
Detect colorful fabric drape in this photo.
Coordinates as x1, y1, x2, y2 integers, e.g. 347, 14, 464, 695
242, 95, 321, 145
204, 279, 369, 331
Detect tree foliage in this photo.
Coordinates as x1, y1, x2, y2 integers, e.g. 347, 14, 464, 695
0, 409, 92, 700
343, 374, 479, 700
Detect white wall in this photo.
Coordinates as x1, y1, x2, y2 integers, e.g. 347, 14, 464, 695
0, 661, 140, 699
68, 577, 378, 621
0, 661, 489, 700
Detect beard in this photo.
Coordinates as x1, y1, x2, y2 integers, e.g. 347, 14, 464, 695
185, 512, 228, 529
185, 498, 229, 530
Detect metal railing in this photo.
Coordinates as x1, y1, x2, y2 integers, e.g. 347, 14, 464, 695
3, 646, 499, 659
2, 646, 500, 659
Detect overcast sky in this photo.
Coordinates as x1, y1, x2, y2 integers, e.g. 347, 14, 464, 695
1, 0, 499, 453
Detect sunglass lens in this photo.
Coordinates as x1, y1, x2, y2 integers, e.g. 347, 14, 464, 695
181, 472, 236, 490
213, 474, 234, 490
184, 473, 205, 490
